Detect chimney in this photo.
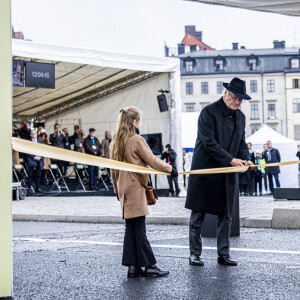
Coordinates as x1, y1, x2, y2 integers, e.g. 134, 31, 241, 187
232, 43, 239, 50
240, 46, 246, 49
164, 45, 169, 57
185, 25, 196, 35
178, 43, 185, 55
273, 40, 285, 49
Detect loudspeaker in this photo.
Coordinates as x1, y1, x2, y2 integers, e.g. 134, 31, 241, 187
157, 94, 168, 112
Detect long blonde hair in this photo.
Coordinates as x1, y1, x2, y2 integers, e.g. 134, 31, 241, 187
110, 106, 141, 161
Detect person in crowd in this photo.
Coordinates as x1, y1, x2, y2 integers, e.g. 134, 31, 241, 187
239, 169, 249, 196
185, 77, 253, 267
254, 151, 266, 196
74, 130, 86, 182
12, 125, 20, 165
19, 119, 31, 140
37, 126, 51, 184
296, 145, 300, 173
182, 148, 186, 188
265, 140, 281, 194
70, 125, 80, 151
27, 130, 44, 193
62, 127, 71, 176
75, 130, 86, 153
262, 143, 268, 193
102, 131, 112, 178
84, 128, 101, 191
161, 144, 180, 197
102, 131, 112, 159
247, 142, 256, 196
110, 107, 177, 278
50, 123, 67, 182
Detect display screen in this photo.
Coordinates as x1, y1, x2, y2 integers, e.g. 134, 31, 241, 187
25, 62, 55, 89
12, 60, 24, 87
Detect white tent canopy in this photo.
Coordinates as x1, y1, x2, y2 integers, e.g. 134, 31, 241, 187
188, 0, 300, 16
12, 40, 183, 191
246, 125, 299, 188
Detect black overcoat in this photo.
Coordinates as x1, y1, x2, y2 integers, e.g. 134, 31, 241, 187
264, 148, 281, 175
185, 98, 249, 217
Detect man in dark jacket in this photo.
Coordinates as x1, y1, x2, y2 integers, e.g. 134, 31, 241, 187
161, 144, 180, 196
265, 140, 281, 194
185, 77, 253, 267
84, 128, 102, 191
50, 123, 68, 179
27, 130, 44, 193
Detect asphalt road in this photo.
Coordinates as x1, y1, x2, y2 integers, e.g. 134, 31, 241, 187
13, 222, 300, 300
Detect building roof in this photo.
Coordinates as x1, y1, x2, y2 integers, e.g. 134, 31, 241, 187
178, 47, 300, 58
181, 33, 213, 50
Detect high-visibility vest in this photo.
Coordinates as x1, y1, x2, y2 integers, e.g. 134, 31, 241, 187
255, 158, 266, 174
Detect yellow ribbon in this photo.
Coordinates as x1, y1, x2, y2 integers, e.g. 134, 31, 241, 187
11, 137, 300, 175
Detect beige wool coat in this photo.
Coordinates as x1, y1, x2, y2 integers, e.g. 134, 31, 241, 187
111, 133, 172, 219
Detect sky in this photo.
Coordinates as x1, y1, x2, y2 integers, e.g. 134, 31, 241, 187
11, 0, 300, 57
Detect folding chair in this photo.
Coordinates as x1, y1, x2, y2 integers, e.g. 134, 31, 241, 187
49, 164, 69, 192
13, 164, 34, 193
74, 164, 89, 191
98, 167, 113, 191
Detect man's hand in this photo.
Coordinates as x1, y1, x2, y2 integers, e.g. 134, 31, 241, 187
245, 160, 255, 168
229, 158, 246, 167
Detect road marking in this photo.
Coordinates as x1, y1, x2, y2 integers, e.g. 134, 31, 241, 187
13, 237, 300, 255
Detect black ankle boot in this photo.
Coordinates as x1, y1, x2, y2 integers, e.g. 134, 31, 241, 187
143, 265, 169, 277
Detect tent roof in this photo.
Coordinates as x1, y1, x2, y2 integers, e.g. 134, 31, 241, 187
12, 39, 179, 121
246, 124, 297, 146
188, 0, 300, 16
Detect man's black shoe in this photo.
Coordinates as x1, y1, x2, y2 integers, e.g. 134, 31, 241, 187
36, 188, 43, 193
94, 187, 99, 191
143, 265, 169, 277
218, 256, 238, 266
127, 265, 143, 278
189, 255, 204, 266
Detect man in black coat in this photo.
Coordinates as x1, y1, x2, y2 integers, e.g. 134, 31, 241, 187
50, 123, 68, 179
161, 144, 180, 197
84, 128, 102, 191
185, 77, 253, 267
265, 140, 281, 194
27, 130, 45, 193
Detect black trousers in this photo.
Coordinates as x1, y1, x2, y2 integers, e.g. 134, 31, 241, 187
88, 165, 99, 189
189, 210, 232, 257
28, 166, 41, 189
122, 216, 156, 268
167, 176, 180, 195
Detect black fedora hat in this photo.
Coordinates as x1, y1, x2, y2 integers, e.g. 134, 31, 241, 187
223, 77, 251, 100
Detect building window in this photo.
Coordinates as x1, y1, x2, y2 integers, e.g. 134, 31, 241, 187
267, 80, 275, 92
251, 104, 259, 119
292, 79, 300, 89
291, 58, 300, 69
186, 82, 193, 95
295, 125, 300, 140
186, 106, 194, 112
250, 80, 257, 92
251, 127, 258, 134
185, 61, 193, 73
216, 60, 223, 71
201, 82, 208, 94
217, 81, 223, 94
293, 99, 300, 112
268, 104, 276, 118
249, 59, 257, 71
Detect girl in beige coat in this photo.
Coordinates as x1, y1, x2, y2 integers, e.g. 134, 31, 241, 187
111, 106, 177, 278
